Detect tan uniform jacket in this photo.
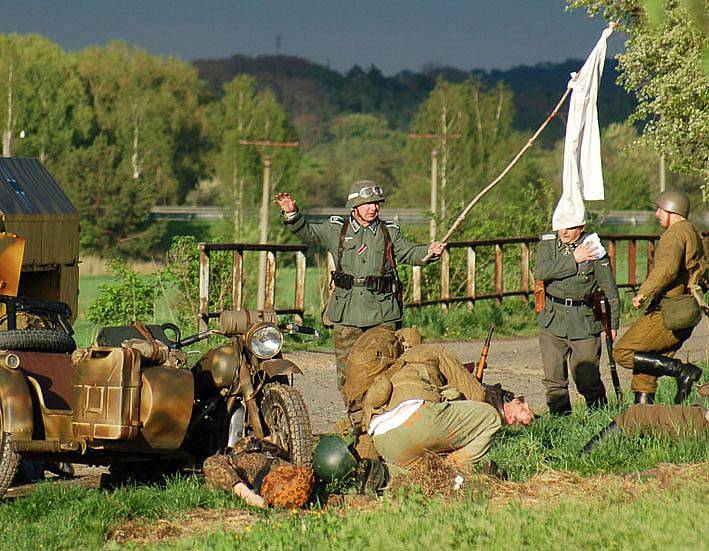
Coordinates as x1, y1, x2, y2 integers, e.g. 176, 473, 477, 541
639, 219, 703, 303
384, 344, 486, 410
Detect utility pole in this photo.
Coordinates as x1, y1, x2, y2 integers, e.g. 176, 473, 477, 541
239, 138, 299, 309
408, 131, 460, 241
659, 154, 666, 192
3, 63, 13, 157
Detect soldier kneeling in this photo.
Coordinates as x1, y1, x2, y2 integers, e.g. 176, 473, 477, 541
203, 437, 315, 509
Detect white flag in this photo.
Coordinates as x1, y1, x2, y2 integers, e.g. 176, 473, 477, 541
552, 26, 614, 231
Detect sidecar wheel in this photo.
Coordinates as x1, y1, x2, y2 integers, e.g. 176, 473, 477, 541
0, 405, 20, 498
261, 384, 313, 466
0, 329, 76, 353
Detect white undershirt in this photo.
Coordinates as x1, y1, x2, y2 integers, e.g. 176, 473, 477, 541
367, 399, 424, 437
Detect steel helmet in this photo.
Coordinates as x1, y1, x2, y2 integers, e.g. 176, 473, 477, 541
312, 435, 358, 481
346, 180, 385, 209
654, 190, 690, 218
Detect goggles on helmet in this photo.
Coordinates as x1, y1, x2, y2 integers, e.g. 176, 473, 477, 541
348, 185, 383, 201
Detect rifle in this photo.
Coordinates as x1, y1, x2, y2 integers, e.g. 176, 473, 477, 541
474, 325, 495, 382
588, 290, 621, 400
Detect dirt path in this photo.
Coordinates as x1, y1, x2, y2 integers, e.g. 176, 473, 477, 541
289, 322, 709, 434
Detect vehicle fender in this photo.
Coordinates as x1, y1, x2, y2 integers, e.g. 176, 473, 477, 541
0, 365, 33, 439
260, 359, 303, 378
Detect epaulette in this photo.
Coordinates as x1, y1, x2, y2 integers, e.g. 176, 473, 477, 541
385, 220, 400, 230
540, 232, 556, 241
329, 215, 344, 226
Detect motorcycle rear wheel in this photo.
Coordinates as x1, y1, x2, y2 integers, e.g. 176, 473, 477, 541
0, 404, 20, 498
260, 383, 313, 466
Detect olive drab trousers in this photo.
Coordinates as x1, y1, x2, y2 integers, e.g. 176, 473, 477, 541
613, 310, 694, 394
372, 401, 502, 470
539, 329, 605, 408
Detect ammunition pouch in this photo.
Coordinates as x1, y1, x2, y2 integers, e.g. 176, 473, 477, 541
331, 271, 398, 294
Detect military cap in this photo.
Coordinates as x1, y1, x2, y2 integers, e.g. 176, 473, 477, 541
654, 190, 690, 218
346, 180, 385, 209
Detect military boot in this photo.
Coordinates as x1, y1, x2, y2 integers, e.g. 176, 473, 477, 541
634, 392, 655, 404
579, 421, 621, 456
633, 352, 703, 404
585, 392, 608, 411
547, 394, 572, 416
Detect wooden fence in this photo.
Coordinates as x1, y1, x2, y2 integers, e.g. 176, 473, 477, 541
198, 242, 308, 331
406, 233, 665, 309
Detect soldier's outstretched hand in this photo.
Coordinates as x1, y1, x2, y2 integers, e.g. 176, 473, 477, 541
428, 241, 446, 257
274, 193, 297, 214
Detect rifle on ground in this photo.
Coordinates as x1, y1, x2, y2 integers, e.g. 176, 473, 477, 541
473, 325, 495, 382
588, 290, 622, 400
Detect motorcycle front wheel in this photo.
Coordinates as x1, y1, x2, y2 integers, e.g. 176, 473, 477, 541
260, 383, 313, 466
0, 403, 20, 498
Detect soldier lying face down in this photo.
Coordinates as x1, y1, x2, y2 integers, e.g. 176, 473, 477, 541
580, 383, 708, 455
341, 326, 533, 473
202, 437, 314, 509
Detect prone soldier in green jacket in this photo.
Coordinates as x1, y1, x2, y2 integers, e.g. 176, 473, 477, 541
535, 219, 620, 414
275, 181, 445, 391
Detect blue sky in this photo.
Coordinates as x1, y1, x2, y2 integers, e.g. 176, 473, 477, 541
2, 1, 623, 74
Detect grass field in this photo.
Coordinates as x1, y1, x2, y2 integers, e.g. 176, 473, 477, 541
1, 378, 706, 550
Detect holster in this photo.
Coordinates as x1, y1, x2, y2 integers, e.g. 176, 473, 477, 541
533, 280, 545, 314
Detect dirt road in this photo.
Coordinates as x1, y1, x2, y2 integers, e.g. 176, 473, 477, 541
290, 322, 709, 434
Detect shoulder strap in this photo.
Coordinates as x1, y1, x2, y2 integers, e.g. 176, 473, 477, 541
336, 217, 350, 272
378, 222, 396, 276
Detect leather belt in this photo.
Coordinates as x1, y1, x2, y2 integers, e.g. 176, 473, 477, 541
548, 295, 587, 307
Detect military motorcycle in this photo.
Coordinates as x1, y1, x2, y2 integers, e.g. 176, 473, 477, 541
0, 308, 314, 496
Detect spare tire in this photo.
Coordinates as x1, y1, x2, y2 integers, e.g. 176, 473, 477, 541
0, 329, 76, 353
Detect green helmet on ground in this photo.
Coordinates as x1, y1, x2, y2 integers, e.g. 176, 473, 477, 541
346, 180, 385, 209
312, 435, 358, 481
654, 190, 690, 218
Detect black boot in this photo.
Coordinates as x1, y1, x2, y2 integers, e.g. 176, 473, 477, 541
633, 352, 703, 404
579, 421, 621, 456
634, 391, 655, 404
547, 395, 572, 416
585, 392, 608, 411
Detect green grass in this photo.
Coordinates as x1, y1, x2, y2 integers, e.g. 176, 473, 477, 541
1, 377, 705, 550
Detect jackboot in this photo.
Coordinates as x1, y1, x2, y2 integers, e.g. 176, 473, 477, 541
585, 392, 608, 411
634, 392, 655, 404
547, 395, 572, 416
579, 421, 621, 456
633, 352, 703, 404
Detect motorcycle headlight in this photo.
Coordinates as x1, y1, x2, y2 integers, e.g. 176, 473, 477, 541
247, 323, 283, 359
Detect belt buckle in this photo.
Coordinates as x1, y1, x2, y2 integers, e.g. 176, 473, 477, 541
564, 298, 573, 307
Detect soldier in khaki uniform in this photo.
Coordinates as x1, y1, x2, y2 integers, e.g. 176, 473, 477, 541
275, 182, 444, 390
535, 215, 620, 414
580, 383, 708, 455
613, 190, 704, 404
366, 341, 533, 472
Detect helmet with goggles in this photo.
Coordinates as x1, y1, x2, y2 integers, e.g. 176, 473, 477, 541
346, 180, 385, 209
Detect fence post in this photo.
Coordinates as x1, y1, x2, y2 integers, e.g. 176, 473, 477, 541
412, 266, 422, 305
198, 244, 210, 332
264, 250, 277, 310
232, 249, 243, 311
628, 239, 637, 286
520, 242, 530, 304
440, 249, 450, 311
294, 251, 306, 324
494, 244, 503, 303
466, 247, 476, 310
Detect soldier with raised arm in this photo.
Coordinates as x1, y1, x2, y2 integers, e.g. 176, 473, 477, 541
275, 181, 445, 392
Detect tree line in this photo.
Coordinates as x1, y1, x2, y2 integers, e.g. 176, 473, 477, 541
0, 2, 704, 258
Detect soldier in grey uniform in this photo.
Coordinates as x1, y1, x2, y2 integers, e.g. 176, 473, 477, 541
275, 181, 445, 391
535, 219, 620, 414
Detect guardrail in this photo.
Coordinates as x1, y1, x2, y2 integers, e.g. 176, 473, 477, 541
406, 233, 669, 309
197, 242, 308, 331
